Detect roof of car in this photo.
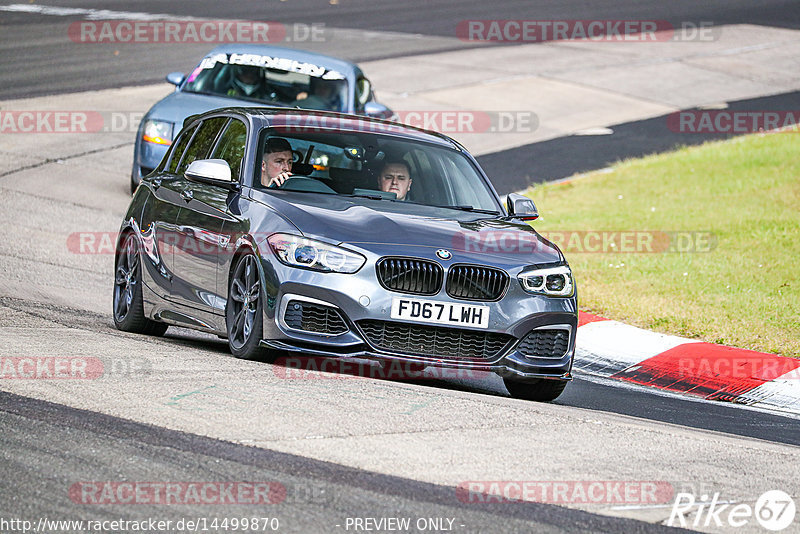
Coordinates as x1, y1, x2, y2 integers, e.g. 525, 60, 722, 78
204, 44, 358, 75
213, 107, 461, 149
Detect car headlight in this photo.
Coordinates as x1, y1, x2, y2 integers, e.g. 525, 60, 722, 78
267, 234, 366, 274
518, 265, 574, 297
142, 119, 173, 145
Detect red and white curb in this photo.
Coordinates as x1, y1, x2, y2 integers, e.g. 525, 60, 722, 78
574, 312, 800, 415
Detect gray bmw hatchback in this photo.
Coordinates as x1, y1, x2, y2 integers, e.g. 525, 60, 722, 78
114, 108, 577, 401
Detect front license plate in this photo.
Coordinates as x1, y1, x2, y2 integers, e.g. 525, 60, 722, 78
390, 298, 490, 329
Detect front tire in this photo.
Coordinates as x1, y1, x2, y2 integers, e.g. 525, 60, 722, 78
113, 232, 168, 336
504, 378, 568, 402
226, 254, 269, 360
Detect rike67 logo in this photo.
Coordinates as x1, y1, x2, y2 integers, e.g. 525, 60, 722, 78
668, 490, 796, 531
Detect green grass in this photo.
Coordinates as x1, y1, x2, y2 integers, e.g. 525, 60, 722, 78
523, 132, 800, 357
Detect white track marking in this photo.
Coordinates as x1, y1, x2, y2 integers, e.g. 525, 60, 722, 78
573, 127, 614, 136
0, 4, 204, 21
736, 368, 800, 415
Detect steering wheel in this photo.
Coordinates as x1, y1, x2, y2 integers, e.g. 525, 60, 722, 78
274, 177, 336, 194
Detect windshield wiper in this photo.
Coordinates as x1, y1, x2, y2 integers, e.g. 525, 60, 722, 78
183, 90, 223, 98
435, 205, 500, 215
346, 193, 397, 201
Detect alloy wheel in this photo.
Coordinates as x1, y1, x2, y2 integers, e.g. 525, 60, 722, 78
114, 233, 140, 322
229, 255, 261, 349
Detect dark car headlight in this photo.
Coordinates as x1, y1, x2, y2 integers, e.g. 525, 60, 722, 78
518, 265, 574, 297
142, 119, 173, 145
267, 234, 366, 274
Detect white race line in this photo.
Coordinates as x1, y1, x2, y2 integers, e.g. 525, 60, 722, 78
0, 3, 204, 21
573, 127, 614, 136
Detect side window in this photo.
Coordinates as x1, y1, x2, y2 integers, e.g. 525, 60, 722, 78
176, 117, 228, 176
211, 119, 247, 181
166, 124, 198, 174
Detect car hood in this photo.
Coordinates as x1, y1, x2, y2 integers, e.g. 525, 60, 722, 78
255, 191, 563, 266
146, 90, 283, 126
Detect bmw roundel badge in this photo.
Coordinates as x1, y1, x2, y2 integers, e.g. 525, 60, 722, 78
436, 249, 452, 260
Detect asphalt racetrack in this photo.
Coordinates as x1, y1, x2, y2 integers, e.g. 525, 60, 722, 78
1, 2, 799, 533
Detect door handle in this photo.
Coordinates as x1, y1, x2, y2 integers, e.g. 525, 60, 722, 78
180, 189, 193, 202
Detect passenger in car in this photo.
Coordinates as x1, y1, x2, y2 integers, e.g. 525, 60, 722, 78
291, 78, 344, 111
261, 137, 294, 187
377, 160, 413, 200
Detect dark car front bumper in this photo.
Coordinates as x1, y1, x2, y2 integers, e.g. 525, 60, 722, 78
258, 248, 577, 381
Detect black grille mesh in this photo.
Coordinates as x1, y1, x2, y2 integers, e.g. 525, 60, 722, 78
516, 329, 570, 358
376, 257, 443, 295
446, 265, 509, 301
358, 320, 513, 361
284, 301, 348, 335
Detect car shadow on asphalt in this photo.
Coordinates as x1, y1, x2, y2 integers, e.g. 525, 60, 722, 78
156, 328, 529, 399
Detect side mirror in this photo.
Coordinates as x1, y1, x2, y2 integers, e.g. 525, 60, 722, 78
356, 78, 372, 107
166, 72, 185, 87
364, 102, 393, 119
185, 159, 235, 189
507, 193, 539, 220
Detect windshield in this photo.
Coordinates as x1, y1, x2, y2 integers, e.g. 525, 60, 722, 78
182, 53, 349, 112
255, 129, 502, 213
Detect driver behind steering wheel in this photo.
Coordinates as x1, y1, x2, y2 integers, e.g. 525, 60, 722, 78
261, 137, 293, 188
228, 65, 271, 101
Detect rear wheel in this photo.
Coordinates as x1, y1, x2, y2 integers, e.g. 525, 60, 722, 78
226, 254, 269, 360
113, 232, 168, 336
504, 378, 568, 402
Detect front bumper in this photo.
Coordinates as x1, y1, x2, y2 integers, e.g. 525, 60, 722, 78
258, 253, 577, 380
260, 340, 573, 381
